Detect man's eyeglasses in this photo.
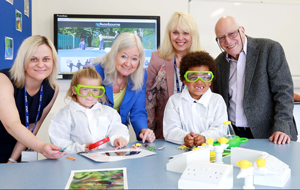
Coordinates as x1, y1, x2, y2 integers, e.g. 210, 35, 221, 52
74, 84, 105, 98
216, 29, 240, 43
184, 71, 214, 83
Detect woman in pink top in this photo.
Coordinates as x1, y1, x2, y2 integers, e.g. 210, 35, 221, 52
146, 12, 203, 139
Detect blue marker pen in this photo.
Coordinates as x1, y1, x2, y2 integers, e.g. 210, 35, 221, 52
59, 145, 69, 152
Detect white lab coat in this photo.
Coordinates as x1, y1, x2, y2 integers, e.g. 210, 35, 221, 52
163, 87, 228, 145
49, 100, 129, 154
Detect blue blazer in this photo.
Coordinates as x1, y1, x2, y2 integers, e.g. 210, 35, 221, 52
94, 64, 148, 138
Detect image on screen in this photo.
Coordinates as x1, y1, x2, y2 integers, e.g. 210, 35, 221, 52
54, 14, 160, 78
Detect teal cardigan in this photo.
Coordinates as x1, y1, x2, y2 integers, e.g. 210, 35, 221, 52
94, 64, 148, 138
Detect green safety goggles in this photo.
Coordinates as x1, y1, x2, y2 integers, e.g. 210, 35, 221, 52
74, 84, 105, 98
184, 71, 214, 83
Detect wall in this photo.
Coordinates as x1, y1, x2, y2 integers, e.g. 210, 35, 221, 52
32, 0, 189, 159
0, 0, 32, 70
32, 0, 188, 43
189, 0, 300, 88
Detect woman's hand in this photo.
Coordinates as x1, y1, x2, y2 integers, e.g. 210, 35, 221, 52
40, 143, 65, 159
139, 128, 156, 143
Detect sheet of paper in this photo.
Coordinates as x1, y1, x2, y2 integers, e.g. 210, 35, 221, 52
80, 148, 155, 162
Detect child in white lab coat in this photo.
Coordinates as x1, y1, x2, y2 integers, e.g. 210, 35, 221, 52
163, 51, 228, 147
49, 67, 129, 154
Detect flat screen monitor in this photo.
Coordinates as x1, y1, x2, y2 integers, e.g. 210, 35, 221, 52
54, 14, 160, 79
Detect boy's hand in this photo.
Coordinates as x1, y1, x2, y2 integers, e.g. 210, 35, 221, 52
194, 134, 206, 147
184, 133, 195, 147
114, 138, 128, 149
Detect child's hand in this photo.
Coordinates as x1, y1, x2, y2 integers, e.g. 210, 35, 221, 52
114, 138, 128, 149
184, 133, 195, 147
85, 143, 92, 151
194, 134, 206, 147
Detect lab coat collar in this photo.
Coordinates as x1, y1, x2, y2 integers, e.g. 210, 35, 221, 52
69, 100, 102, 112
180, 86, 212, 107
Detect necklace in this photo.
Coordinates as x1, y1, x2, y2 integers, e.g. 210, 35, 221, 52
116, 77, 126, 92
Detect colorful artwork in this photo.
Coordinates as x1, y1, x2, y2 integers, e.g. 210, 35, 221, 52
65, 168, 128, 189
15, 9, 22, 32
24, 0, 29, 17
5, 37, 13, 60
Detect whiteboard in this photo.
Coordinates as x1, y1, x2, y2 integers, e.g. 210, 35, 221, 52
189, 0, 300, 77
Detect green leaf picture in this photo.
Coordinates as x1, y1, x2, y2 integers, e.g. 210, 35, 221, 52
67, 169, 126, 189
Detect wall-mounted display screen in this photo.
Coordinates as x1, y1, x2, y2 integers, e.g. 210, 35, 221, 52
54, 14, 160, 78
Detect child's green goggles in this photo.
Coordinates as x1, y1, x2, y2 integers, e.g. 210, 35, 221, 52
184, 71, 214, 83
74, 84, 105, 98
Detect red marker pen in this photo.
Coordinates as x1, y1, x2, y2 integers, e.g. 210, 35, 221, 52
89, 137, 110, 150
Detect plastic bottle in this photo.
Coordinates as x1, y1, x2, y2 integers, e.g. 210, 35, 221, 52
224, 121, 236, 139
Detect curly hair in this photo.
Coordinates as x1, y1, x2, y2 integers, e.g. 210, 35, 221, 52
179, 51, 216, 82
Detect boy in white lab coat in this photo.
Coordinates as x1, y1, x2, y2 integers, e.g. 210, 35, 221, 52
163, 51, 227, 147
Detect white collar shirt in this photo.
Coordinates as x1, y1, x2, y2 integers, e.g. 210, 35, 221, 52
48, 100, 129, 154
227, 36, 249, 127
163, 86, 228, 145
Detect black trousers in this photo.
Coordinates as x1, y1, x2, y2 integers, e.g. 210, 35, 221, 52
232, 125, 254, 139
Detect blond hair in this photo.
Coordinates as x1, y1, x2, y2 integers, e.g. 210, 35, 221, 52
93, 32, 145, 91
66, 66, 107, 104
159, 12, 203, 60
9, 35, 59, 89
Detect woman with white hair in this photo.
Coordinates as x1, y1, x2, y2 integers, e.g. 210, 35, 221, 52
94, 32, 155, 143
0, 35, 65, 163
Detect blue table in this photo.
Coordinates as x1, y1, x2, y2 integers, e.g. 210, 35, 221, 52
0, 139, 299, 189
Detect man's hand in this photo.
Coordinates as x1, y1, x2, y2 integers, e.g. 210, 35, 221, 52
269, 131, 290, 144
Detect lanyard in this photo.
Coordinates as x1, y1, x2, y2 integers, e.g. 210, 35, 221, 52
174, 57, 184, 93
24, 82, 44, 133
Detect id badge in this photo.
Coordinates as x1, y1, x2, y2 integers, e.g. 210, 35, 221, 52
21, 149, 38, 162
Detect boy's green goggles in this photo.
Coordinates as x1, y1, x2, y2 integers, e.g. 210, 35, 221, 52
184, 71, 214, 83
74, 84, 105, 98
